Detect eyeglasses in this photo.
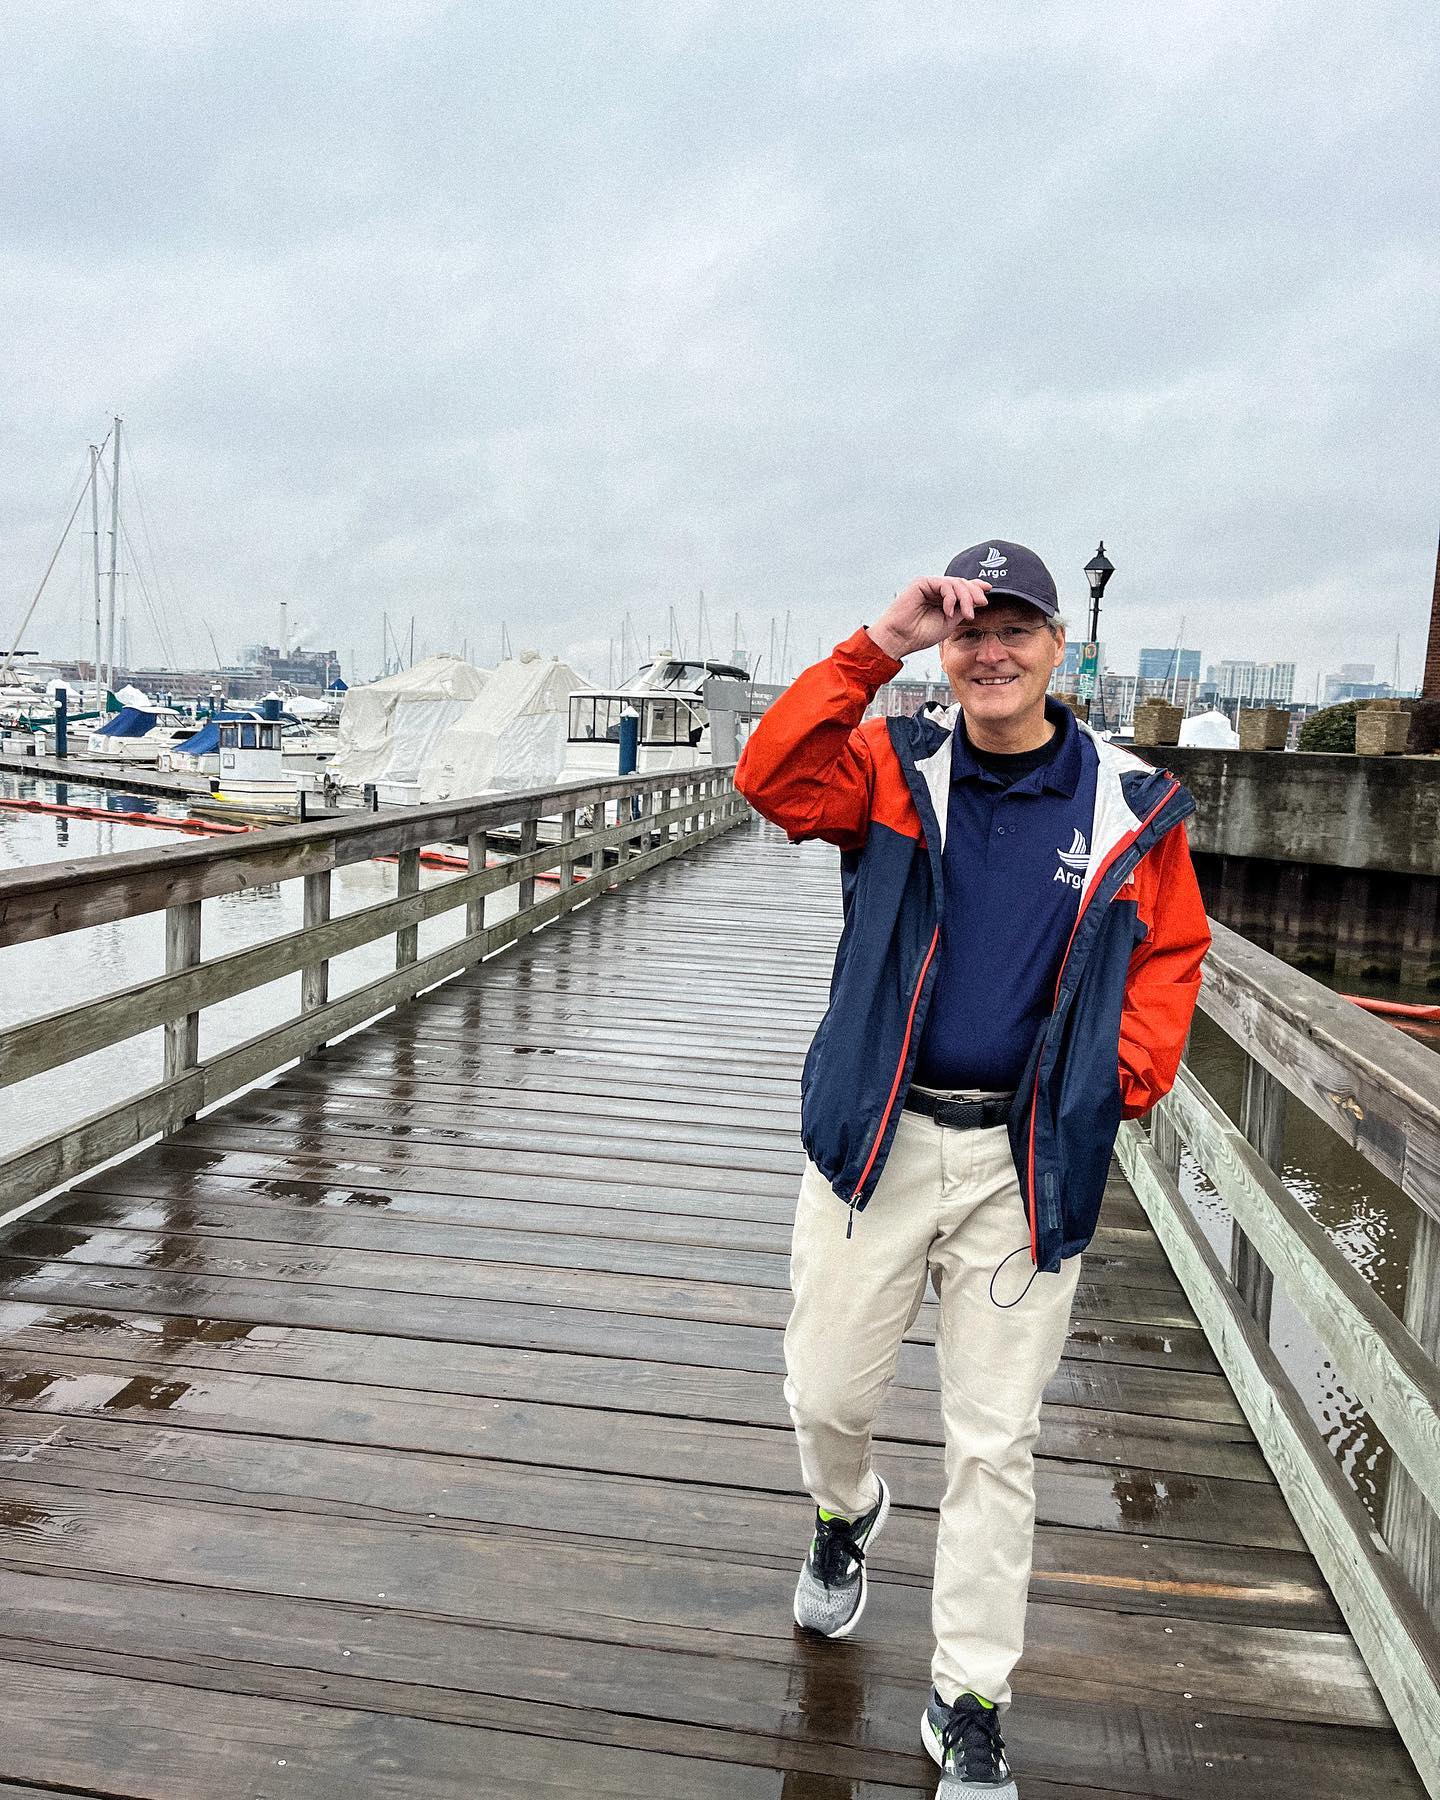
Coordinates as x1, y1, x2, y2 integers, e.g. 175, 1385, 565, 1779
951, 623, 1049, 651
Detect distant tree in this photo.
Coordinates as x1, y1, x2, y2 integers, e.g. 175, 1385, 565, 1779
1298, 701, 1360, 753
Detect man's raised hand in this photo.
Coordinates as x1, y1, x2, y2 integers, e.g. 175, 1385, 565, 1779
867, 578, 990, 661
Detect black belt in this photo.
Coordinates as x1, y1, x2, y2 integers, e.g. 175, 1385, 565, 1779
903, 1090, 1014, 1131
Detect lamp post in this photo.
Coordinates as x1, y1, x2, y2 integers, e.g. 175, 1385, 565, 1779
1084, 542, 1114, 645
1083, 542, 1114, 729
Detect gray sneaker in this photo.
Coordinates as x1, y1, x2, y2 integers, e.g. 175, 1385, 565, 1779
791, 1475, 890, 1638
922, 1689, 1018, 1798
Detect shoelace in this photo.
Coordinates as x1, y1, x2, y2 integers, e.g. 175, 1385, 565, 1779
940, 1698, 1006, 1779
811, 1514, 867, 1588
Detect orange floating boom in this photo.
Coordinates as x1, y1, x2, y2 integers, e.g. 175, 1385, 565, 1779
0, 797, 249, 835
1341, 993, 1440, 1022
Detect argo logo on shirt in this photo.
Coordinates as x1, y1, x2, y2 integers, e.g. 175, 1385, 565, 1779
1054, 828, 1089, 889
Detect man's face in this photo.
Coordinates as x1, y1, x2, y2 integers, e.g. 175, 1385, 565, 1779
938, 599, 1067, 725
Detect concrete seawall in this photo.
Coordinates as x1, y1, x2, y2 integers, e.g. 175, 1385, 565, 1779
1137, 747, 1440, 984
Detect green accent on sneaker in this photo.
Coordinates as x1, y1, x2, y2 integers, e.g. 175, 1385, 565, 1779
961, 1691, 996, 1710
817, 1508, 850, 1524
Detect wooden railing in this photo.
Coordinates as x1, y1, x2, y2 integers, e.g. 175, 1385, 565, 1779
0, 765, 747, 1229
1117, 918, 1440, 1793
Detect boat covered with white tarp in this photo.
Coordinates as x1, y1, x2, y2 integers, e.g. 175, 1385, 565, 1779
328, 655, 489, 801
418, 651, 591, 802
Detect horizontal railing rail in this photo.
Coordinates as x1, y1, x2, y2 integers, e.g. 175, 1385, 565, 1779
0, 765, 749, 1227
1117, 917, 1440, 1795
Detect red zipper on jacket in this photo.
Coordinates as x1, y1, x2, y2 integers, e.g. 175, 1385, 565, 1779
850, 923, 941, 1206
1024, 780, 1181, 1265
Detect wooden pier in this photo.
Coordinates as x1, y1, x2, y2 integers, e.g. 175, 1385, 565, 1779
0, 748, 213, 801
0, 772, 1436, 1797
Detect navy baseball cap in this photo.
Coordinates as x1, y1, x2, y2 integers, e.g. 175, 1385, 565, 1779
944, 540, 1059, 617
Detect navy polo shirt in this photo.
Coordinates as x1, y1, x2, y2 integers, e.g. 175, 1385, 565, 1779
913, 702, 1098, 1092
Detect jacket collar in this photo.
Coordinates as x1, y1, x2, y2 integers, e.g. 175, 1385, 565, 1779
898, 697, 1188, 870
950, 697, 1083, 798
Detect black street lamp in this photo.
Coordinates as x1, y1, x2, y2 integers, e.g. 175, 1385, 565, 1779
1084, 542, 1114, 645
1082, 543, 1114, 731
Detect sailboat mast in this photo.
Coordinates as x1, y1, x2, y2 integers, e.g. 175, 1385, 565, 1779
104, 416, 122, 697
90, 445, 103, 714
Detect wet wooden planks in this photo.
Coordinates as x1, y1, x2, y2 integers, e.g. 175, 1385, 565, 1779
0, 821, 1422, 1798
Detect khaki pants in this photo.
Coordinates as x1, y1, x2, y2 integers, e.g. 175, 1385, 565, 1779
784, 1106, 1081, 1708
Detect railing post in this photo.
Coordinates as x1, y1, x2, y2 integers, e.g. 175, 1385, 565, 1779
1150, 1101, 1181, 1178
396, 847, 420, 967
559, 808, 576, 891
162, 899, 202, 1128
1232, 1054, 1282, 1333
517, 816, 538, 912
1383, 1207, 1440, 1618
466, 830, 488, 936
301, 870, 331, 1044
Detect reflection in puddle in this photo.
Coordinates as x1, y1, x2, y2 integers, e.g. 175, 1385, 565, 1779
102, 1376, 192, 1412
34, 1308, 123, 1336
0, 1369, 55, 1405
161, 1316, 256, 1345
1112, 1470, 1200, 1527
257, 1180, 324, 1203
781, 1633, 865, 1800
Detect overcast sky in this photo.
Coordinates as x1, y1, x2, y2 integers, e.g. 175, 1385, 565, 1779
3, 0, 1436, 697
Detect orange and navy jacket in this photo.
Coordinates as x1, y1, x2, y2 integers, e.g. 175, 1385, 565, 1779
736, 627, 1211, 1271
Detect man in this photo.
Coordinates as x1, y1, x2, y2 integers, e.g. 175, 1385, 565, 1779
735, 541, 1209, 1799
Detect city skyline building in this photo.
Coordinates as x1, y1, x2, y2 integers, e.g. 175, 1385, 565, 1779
1204, 659, 1296, 705
1138, 647, 1201, 685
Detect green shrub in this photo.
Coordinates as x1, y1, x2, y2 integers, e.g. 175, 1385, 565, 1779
1298, 700, 1360, 753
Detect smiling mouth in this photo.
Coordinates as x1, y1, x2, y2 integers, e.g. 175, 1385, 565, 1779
973, 675, 1018, 686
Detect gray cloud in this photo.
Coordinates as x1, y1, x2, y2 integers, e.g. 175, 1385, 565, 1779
2, 0, 1436, 695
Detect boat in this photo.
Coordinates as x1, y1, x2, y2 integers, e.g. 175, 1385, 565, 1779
328, 654, 489, 806
157, 710, 261, 776
189, 698, 333, 818
202, 706, 309, 819
86, 704, 199, 765
281, 719, 341, 774
559, 652, 753, 782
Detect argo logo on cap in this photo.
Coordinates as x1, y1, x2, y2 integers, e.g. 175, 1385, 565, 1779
944, 539, 1059, 617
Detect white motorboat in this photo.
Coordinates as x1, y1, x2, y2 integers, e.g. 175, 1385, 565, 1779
87, 705, 198, 764
561, 654, 752, 782
207, 708, 311, 816
281, 721, 341, 773
157, 711, 261, 776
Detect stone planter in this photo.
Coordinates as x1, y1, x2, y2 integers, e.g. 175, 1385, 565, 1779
1238, 707, 1291, 750
1132, 700, 1183, 748
1355, 708, 1410, 756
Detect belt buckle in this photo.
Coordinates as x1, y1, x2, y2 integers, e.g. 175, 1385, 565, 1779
937, 1097, 980, 1130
